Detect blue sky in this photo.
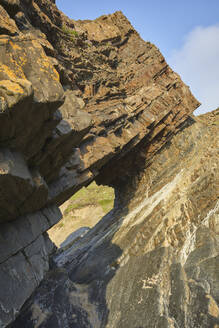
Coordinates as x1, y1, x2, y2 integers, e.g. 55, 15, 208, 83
56, 0, 219, 114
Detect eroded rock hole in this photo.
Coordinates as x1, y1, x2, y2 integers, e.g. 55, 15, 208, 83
48, 182, 115, 248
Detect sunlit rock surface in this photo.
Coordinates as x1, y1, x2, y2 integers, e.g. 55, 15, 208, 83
12, 109, 219, 328
0, 0, 218, 327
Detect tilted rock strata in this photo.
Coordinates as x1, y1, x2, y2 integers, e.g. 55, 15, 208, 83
0, 1, 199, 222
0, 0, 210, 326
13, 110, 219, 328
0, 205, 61, 327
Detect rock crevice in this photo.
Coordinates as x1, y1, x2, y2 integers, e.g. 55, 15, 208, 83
0, 1, 218, 327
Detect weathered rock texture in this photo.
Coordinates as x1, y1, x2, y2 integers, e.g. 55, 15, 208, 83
0, 0, 218, 327
12, 110, 219, 328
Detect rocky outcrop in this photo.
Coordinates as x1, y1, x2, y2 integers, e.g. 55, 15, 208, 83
0, 1, 199, 221
0, 0, 217, 327
12, 109, 219, 328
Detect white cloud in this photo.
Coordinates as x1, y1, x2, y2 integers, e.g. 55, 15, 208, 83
168, 24, 219, 115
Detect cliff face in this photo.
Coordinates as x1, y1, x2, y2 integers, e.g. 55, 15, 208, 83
0, 1, 218, 327
0, 0, 199, 218
11, 110, 219, 328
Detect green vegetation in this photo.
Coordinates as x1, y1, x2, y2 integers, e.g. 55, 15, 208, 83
61, 25, 79, 41
48, 182, 115, 246
64, 182, 114, 216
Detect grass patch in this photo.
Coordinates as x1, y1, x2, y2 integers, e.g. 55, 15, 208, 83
64, 182, 114, 216
98, 199, 114, 213
49, 183, 114, 246
61, 25, 78, 41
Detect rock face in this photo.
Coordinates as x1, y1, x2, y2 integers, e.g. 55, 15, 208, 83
11, 110, 219, 328
0, 0, 218, 327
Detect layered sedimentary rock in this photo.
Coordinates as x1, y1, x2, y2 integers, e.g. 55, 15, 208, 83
0, 0, 218, 327
0, 0, 199, 218
12, 109, 219, 328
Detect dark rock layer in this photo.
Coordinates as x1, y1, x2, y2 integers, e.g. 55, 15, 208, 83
0, 0, 218, 327
12, 109, 219, 328
0, 0, 199, 223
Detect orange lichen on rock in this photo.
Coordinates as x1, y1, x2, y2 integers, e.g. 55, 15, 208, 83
0, 5, 19, 35
0, 63, 22, 80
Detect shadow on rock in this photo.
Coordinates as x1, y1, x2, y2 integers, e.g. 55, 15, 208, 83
9, 203, 127, 328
